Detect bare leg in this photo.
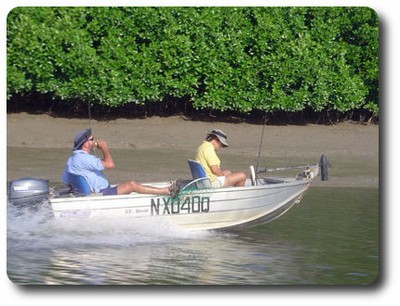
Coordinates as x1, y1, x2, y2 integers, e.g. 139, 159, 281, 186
225, 172, 246, 187
117, 181, 170, 195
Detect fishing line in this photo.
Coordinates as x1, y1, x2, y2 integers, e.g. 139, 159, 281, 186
88, 101, 92, 129
87, 101, 100, 154
255, 113, 268, 172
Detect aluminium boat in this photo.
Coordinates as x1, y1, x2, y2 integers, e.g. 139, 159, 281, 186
8, 156, 328, 231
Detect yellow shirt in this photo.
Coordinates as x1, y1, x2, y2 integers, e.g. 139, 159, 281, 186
195, 141, 220, 181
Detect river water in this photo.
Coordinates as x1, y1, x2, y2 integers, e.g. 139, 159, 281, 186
6, 145, 379, 285
7, 187, 378, 285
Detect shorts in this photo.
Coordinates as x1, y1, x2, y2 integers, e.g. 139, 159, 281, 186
210, 176, 226, 188
100, 186, 118, 196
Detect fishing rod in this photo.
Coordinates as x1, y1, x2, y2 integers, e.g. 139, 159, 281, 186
252, 112, 329, 182
257, 154, 329, 181
250, 112, 268, 186
87, 101, 100, 150
88, 101, 92, 129
257, 164, 317, 173
255, 112, 268, 172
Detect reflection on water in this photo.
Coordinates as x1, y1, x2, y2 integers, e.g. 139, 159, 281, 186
7, 187, 379, 285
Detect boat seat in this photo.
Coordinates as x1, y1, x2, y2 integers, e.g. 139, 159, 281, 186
69, 173, 93, 196
187, 159, 211, 189
188, 159, 207, 179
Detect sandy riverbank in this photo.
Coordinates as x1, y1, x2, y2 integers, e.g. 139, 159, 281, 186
6, 113, 379, 188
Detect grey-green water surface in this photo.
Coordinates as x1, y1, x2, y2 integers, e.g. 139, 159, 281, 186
7, 187, 378, 285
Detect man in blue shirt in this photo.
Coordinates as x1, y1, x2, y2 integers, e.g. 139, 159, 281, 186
62, 128, 176, 196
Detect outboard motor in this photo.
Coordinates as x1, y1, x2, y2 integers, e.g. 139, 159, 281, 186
8, 178, 50, 208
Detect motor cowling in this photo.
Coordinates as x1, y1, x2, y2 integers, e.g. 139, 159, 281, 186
8, 178, 50, 208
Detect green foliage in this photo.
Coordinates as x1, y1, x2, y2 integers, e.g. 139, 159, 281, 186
7, 7, 379, 116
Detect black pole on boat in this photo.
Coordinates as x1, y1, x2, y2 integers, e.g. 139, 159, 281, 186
320, 154, 329, 181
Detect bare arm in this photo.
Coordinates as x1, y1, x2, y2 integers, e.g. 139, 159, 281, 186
96, 140, 115, 169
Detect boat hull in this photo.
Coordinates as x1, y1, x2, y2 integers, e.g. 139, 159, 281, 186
49, 178, 311, 231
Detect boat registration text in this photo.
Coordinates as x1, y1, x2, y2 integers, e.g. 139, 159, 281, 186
151, 196, 210, 215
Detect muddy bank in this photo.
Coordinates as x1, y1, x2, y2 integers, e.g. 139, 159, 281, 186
7, 113, 379, 188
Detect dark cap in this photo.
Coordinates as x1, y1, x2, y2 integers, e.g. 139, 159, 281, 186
206, 129, 228, 147
73, 128, 92, 151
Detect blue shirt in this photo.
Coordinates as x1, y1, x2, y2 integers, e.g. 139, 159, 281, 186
61, 150, 109, 192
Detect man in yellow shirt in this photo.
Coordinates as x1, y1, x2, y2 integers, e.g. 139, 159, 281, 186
195, 129, 246, 188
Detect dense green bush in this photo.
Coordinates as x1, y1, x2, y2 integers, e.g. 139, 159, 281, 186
7, 7, 379, 118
